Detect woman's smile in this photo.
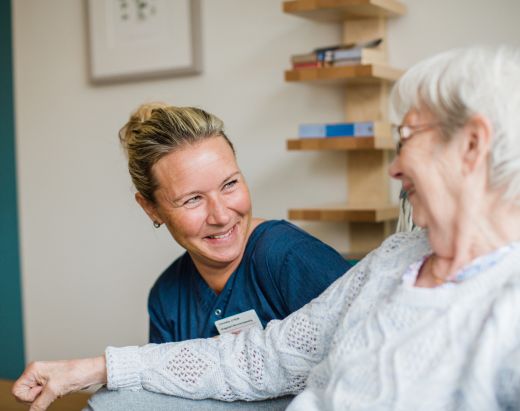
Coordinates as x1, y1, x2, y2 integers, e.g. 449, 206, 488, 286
204, 224, 237, 242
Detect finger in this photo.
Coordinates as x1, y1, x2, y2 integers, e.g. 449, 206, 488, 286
17, 386, 44, 404
29, 385, 58, 411
12, 377, 42, 402
28, 385, 44, 400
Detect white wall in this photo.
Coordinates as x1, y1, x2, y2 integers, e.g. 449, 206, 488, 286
13, 0, 520, 361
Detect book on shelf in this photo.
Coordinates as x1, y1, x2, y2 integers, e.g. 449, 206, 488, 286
298, 121, 375, 138
291, 52, 317, 64
313, 38, 382, 53
332, 48, 384, 66
293, 61, 323, 69
290, 38, 384, 69
331, 58, 362, 67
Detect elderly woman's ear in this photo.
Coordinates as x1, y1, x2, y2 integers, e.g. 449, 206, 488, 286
460, 115, 493, 175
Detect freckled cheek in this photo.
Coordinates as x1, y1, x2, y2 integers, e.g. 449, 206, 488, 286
168, 208, 209, 241
233, 189, 252, 215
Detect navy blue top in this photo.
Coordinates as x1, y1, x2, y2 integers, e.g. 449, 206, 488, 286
148, 220, 352, 343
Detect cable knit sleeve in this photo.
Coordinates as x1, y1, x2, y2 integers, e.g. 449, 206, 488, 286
105, 248, 375, 401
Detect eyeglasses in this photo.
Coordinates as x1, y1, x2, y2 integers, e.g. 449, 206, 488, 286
391, 123, 441, 154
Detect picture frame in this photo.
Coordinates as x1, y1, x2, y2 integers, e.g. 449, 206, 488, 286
87, 0, 202, 83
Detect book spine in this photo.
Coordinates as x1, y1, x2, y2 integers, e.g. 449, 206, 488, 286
332, 48, 363, 60
325, 123, 355, 137
298, 124, 326, 138
352, 122, 374, 137
293, 61, 322, 69
298, 122, 374, 138
332, 59, 361, 67
291, 52, 317, 64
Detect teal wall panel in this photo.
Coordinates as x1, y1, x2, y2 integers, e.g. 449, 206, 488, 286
0, 0, 26, 379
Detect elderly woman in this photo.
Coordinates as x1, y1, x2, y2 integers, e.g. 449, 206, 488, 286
120, 103, 350, 343
13, 46, 520, 411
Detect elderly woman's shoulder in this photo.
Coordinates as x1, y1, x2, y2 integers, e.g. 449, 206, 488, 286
348, 230, 430, 284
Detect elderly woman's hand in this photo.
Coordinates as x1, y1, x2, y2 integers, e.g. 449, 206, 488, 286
11, 356, 107, 411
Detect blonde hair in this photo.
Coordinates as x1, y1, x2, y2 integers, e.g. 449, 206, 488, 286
119, 103, 234, 203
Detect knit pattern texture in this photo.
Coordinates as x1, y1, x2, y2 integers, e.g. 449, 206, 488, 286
106, 231, 520, 410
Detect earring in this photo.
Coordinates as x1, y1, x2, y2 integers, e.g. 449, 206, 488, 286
153, 221, 161, 228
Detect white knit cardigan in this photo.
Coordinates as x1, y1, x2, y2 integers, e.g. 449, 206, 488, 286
106, 231, 520, 410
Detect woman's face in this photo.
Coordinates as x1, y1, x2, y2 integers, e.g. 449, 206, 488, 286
140, 136, 252, 270
389, 108, 461, 232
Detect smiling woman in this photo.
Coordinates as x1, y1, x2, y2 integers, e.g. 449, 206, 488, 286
134, 133, 254, 293
117, 103, 351, 343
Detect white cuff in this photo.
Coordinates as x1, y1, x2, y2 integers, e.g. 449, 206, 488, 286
105, 346, 142, 391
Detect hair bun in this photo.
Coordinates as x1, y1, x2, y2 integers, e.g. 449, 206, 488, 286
131, 102, 170, 123
119, 102, 170, 148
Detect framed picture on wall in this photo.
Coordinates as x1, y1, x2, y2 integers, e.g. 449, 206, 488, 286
87, 0, 202, 83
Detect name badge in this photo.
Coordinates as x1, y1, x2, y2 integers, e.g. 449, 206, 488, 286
215, 309, 263, 335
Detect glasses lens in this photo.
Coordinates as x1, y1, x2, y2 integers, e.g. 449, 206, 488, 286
399, 125, 412, 139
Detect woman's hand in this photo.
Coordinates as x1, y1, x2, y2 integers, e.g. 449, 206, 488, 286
11, 356, 107, 411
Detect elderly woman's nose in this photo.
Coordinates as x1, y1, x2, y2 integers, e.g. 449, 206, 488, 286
388, 155, 402, 180
206, 197, 231, 225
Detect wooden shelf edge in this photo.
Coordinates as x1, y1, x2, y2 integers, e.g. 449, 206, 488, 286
371, 0, 407, 15
285, 64, 403, 83
283, 0, 407, 20
287, 136, 394, 151
288, 205, 399, 222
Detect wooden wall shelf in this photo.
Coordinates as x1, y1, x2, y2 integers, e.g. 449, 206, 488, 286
282, 1, 406, 256
287, 136, 394, 150
283, 0, 407, 21
285, 64, 403, 84
288, 204, 398, 222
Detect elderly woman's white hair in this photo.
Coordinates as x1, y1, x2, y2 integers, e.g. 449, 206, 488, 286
390, 46, 520, 203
